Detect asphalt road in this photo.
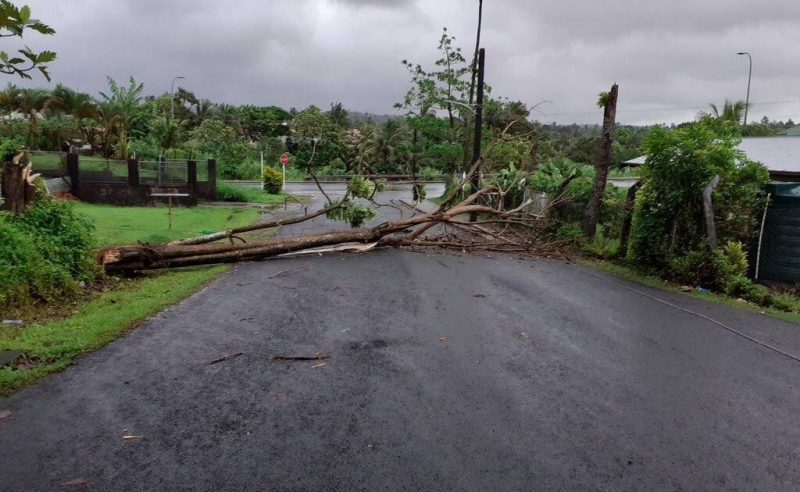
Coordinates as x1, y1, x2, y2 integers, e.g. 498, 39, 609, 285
2, 199, 800, 490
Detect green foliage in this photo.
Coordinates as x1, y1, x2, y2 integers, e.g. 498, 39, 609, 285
770, 292, 797, 313
0, 199, 97, 313
261, 166, 283, 194
668, 249, 739, 291
412, 183, 426, 202
628, 119, 767, 271
326, 201, 377, 228
721, 241, 748, 276
215, 182, 249, 202
0, 1, 56, 81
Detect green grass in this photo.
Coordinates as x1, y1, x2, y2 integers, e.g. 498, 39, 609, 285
216, 183, 297, 205
584, 259, 800, 325
0, 266, 227, 396
72, 203, 259, 246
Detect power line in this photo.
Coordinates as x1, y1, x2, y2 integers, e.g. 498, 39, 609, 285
541, 100, 800, 118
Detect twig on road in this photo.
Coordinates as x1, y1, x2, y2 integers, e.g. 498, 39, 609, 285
205, 352, 244, 365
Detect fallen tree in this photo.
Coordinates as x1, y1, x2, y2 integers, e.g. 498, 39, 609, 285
99, 182, 552, 274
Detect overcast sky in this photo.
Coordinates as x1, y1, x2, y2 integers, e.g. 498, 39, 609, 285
11, 0, 800, 125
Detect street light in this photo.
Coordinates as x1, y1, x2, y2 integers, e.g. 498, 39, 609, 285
170, 76, 185, 120
736, 52, 752, 126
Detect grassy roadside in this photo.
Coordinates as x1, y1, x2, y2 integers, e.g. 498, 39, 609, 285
73, 203, 260, 246
582, 258, 800, 325
0, 266, 226, 396
1, 203, 263, 396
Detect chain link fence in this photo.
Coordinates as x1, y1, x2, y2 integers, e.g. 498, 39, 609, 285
754, 184, 800, 284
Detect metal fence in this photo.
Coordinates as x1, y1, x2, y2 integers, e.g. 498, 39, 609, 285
139, 160, 188, 186
29, 151, 67, 176
78, 156, 129, 183
754, 187, 800, 284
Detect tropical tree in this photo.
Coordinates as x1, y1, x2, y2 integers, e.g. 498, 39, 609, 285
327, 102, 351, 129
99, 76, 146, 159
0, 1, 56, 81
700, 99, 747, 126
361, 119, 410, 173
10, 86, 51, 146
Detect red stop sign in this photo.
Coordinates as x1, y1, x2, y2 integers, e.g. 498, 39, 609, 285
280, 154, 289, 166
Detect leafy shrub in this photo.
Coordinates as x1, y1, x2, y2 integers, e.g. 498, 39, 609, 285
723, 274, 753, 297
1, 199, 97, 313
721, 241, 749, 277
668, 249, 738, 291
771, 292, 797, 313
215, 182, 248, 202
742, 283, 772, 307
262, 166, 283, 194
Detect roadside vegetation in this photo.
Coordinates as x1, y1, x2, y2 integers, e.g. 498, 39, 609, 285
2, 0, 799, 397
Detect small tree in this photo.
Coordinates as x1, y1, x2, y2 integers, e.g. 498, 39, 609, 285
581, 84, 618, 238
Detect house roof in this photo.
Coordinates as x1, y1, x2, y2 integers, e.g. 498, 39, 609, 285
623, 136, 800, 178
785, 125, 800, 136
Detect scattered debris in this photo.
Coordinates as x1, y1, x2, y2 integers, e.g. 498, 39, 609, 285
311, 362, 327, 369
62, 478, 92, 487
520, 333, 530, 339
473, 294, 486, 298
236, 283, 252, 287
679, 286, 693, 292
0, 410, 12, 420
439, 336, 448, 342
205, 352, 244, 365
341, 329, 351, 333
122, 434, 144, 440
269, 264, 308, 279
275, 391, 292, 397
239, 317, 255, 322
1, 319, 24, 326
273, 353, 330, 361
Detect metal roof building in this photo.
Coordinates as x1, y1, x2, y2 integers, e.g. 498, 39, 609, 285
623, 136, 800, 180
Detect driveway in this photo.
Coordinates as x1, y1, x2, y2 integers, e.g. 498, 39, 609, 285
1, 197, 799, 491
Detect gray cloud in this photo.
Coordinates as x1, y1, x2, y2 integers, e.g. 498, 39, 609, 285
11, 0, 800, 125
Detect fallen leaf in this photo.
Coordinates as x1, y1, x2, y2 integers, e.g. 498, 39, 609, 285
473, 294, 486, 298
0, 410, 12, 420
275, 391, 291, 397
238, 317, 255, 322
311, 362, 327, 369
439, 336, 448, 342
520, 333, 530, 339
122, 435, 144, 440
62, 478, 92, 487
341, 329, 351, 333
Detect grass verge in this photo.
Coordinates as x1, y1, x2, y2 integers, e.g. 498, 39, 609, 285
72, 203, 259, 246
0, 266, 226, 396
583, 258, 800, 325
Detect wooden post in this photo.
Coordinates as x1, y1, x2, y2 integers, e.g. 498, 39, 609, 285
207, 159, 217, 198
127, 158, 139, 186
66, 153, 80, 196
703, 174, 721, 250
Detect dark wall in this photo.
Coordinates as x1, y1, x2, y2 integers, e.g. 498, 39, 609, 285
78, 183, 198, 207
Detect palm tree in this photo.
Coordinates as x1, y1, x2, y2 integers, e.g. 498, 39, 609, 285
701, 99, 747, 125
362, 120, 410, 173
99, 76, 145, 159
47, 84, 98, 146
11, 87, 52, 147
327, 102, 351, 129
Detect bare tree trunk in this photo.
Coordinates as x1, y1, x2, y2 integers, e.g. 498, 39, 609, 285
1, 153, 38, 213
703, 175, 721, 250
618, 181, 641, 257
581, 83, 619, 238
463, 0, 484, 172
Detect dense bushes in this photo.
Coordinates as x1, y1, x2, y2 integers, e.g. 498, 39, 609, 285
0, 199, 98, 314
627, 119, 769, 279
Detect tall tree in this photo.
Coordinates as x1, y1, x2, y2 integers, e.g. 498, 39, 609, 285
99, 76, 145, 159
701, 99, 747, 126
581, 83, 619, 238
327, 102, 351, 129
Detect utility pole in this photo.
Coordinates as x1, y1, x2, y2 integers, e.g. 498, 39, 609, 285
469, 48, 485, 223
736, 52, 752, 126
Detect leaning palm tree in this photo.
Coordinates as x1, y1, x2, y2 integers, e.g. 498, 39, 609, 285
700, 99, 747, 125
13, 87, 52, 147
